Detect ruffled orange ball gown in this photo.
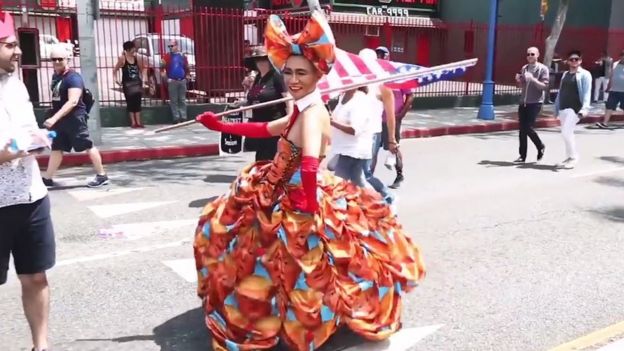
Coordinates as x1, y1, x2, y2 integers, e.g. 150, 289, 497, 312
193, 116, 426, 351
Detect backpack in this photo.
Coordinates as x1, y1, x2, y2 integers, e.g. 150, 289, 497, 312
82, 88, 95, 114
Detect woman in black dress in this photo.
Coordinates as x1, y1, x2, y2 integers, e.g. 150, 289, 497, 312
242, 46, 293, 161
113, 41, 147, 128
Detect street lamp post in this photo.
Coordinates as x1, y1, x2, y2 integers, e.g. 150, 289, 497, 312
477, 0, 499, 120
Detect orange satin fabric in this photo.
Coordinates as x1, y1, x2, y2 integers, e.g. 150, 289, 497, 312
264, 10, 336, 74
194, 137, 426, 351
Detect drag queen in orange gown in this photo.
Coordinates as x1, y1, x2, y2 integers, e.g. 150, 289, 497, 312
193, 11, 425, 351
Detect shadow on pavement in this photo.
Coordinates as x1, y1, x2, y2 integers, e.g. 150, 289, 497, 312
589, 207, 624, 223
203, 174, 237, 184
594, 176, 624, 188
189, 196, 219, 208
75, 308, 213, 350
599, 156, 624, 165
478, 160, 559, 172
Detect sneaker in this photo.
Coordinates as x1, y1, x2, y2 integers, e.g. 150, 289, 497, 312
42, 177, 54, 187
556, 158, 573, 168
596, 122, 609, 129
87, 174, 109, 188
388, 175, 404, 189
562, 158, 578, 169
513, 157, 526, 163
537, 145, 546, 161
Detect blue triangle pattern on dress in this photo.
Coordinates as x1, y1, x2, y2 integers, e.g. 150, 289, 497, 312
358, 280, 374, 291
287, 308, 297, 321
324, 227, 336, 240
378, 286, 390, 300
307, 234, 320, 250
202, 223, 211, 239
289, 169, 302, 185
277, 226, 288, 245
295, 271, 310, 290
200, 267, 209, 278
225, 339, 241, 351
224, 293, 239, 308
394, 281, 404, 296
335, 197, 347, 210
320, 304, 335, 322
228, 237, 238, 252
371, 230, 387, 244
253, 261, 271, 280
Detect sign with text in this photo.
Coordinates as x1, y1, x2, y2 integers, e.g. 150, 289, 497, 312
334, 0, 439, 15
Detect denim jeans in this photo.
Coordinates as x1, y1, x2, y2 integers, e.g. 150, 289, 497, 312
363, 133, 392, 201
168, 79, 187, 122
334, 154, 367, 187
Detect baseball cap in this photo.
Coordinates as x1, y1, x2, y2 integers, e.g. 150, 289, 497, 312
375, 46, 390, 55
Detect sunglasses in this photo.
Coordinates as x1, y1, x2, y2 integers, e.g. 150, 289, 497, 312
527, 53, 536, 56
51, 57, 65, 62
568, 57, 580, 62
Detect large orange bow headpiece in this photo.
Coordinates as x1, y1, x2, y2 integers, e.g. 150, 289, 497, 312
264, 10, 336, 75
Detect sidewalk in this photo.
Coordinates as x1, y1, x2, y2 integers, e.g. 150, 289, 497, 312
35, 104, 624, 167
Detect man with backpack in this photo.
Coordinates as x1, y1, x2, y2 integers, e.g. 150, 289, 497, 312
41, 47, 109, 188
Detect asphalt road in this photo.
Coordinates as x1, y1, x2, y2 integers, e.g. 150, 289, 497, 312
1, 126, 623, 351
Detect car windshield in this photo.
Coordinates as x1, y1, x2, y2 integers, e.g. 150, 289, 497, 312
152, 37, 195, 55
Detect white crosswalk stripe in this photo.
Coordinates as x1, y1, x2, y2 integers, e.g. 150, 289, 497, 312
597, 338, 624, 351
100, 219, 196, 240
163, 258, 197, 283
88, 201, 177, 218
67, 187, 145, 201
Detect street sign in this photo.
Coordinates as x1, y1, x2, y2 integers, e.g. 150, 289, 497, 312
333, 0, 439, 16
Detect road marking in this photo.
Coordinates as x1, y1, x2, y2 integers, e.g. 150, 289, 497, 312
163, 259, 197, 283
344, 324, 443, 351
67, 187, 145, 201
598, 337, 624, 351
99, 219, 197, 241
56, 239, 189, 267
88, 201, 176, 218
571, 166, 624, 179
547, 321, 624, 351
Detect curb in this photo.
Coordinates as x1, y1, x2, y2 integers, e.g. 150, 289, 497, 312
36, 114, 623, 168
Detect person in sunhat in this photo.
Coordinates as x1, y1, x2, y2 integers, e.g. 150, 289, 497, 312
0, 11, 55, 351
193, 10, 425, 351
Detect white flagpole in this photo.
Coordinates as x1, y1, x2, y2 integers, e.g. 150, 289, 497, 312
154, 58, 478, 134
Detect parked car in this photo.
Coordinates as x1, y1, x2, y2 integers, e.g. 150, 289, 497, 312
131, 34, 196, 98
39, 34, 74, 60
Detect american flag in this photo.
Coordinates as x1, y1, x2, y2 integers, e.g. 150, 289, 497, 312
318, 48, 474, 101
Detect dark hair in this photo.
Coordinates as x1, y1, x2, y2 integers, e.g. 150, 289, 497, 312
567, 49, 582, 58
123, 41, 135, 51
357, 86, 368, 94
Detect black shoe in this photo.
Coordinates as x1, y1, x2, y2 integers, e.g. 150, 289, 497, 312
42, 177, 54, 187
87, 174, 109, 188
514, 157, 525, 163
389, 175, 404, 189
537, 145, 546, 161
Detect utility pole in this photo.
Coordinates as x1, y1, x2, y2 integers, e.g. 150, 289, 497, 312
477, 0, 499, 121
76, 0, 102, 144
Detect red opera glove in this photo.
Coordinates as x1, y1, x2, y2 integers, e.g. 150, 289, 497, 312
299, 156, 319, 213
196, 111, 272, 138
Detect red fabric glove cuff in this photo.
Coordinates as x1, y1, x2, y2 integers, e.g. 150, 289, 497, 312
300, 156, 319, 213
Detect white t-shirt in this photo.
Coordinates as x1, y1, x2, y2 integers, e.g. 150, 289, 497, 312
365, 83, 383, 134
331, 90, 372, 160
0, 73, 47, 208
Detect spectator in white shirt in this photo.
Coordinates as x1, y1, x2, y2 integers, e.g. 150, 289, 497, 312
330, 87, 371, 186
0, 12, 55, 351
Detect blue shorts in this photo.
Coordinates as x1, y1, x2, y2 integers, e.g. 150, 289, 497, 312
0, 196, 55, 284
606, 91, 624, 111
